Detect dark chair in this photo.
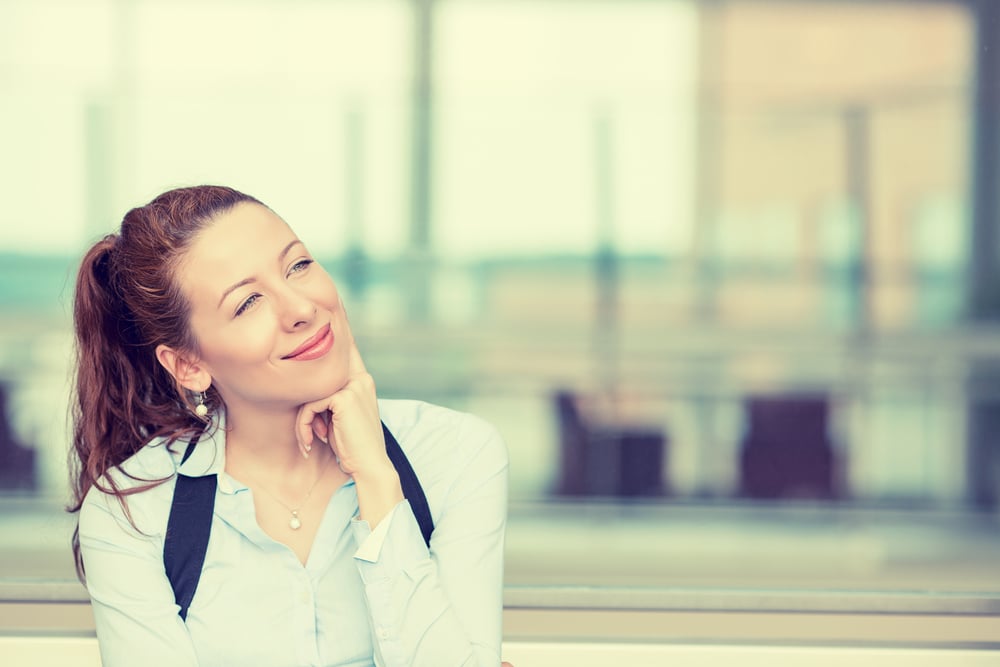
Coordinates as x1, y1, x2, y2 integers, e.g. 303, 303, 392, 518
554, 390, 667, 497
0, 382, 36, 492
738, 394, 841, 500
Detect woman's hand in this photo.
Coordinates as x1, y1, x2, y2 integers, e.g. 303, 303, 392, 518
293, 313, 403, 527
294, 320, 385, 476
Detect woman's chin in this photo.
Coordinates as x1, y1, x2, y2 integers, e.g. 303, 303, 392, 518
299, 376, 351, 405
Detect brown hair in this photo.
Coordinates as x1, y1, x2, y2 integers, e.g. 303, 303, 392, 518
68, 185, 262, 580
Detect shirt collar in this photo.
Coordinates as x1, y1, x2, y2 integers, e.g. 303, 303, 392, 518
173, 412, 260, 496
175, 412, 227, 477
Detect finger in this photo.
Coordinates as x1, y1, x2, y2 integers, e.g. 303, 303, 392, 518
347, 336, 367, 377
339, 297, 368, 377
311, 413, 328, 444
296, 400, 327, 457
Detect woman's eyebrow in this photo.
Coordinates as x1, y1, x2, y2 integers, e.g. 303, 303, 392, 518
217, 240, 305, 308
278, 239, 304, 262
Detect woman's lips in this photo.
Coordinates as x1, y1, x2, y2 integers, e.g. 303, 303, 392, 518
283, 324, 334, 361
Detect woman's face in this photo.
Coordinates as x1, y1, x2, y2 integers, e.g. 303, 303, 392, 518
174, 202, 352, 414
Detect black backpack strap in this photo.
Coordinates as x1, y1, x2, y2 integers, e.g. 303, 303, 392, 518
164, 435, 216, 621
382, 421, 434, 548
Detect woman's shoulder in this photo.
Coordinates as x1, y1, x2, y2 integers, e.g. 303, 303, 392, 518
377, 398, 508, 483
78, 437, 182, 536
379, 399, 504, 453
103, 436, 183, 489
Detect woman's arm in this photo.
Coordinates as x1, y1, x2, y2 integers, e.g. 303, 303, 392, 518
79, 487, 201, 667
351, 414, 508, 667
296, 315, 508, 665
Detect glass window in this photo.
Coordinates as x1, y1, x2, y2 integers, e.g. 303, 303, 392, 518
1, 0, 997, 626
433, 0, 698, 259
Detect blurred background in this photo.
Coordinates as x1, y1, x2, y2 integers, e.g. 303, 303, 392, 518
1, 0, 1000, 600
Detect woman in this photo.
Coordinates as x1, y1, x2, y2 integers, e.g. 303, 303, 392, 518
69, 185, 509, 666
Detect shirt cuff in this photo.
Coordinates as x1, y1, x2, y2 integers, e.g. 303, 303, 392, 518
352, 502, 401, 563
351, 499, 432, 586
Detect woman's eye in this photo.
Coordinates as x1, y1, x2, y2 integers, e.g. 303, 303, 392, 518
288, 259, 314, 275
235, 294, 260, 317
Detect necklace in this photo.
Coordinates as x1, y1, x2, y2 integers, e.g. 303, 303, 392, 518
248, 453, 335, 530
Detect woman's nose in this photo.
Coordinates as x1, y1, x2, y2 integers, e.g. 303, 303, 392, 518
277, 284, 316, 329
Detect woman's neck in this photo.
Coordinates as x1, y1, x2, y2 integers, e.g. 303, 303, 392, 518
222, 402, 328, 476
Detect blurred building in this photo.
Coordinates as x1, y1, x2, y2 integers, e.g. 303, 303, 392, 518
0, 0, 995, 516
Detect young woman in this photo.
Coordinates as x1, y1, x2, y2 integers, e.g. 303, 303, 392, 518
69, 185, 509, 666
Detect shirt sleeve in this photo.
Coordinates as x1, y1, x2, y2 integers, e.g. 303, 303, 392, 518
350, 414, 509, 667
79, 486, 201, 667
353, 503, 400, 562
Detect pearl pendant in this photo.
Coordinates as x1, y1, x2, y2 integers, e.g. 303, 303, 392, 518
289, 511, 302, 530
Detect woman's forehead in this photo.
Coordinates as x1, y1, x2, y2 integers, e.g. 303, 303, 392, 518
176, 204, 299, 291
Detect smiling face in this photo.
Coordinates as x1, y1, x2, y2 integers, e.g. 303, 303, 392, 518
167, 202, 352, 415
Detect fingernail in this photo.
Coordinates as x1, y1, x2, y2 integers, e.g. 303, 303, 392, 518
302, 450, 310, 459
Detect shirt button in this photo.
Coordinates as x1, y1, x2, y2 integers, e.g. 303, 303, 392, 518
377, 627, 389, 640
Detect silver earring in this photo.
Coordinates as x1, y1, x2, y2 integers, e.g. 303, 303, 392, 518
194, 391, 209, 418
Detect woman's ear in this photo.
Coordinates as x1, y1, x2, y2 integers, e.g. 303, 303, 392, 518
155, 344, 212, 392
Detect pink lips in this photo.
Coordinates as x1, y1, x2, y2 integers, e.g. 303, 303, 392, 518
282, 324, 334, 361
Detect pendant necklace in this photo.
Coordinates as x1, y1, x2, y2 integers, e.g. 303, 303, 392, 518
250, 452, 335, 530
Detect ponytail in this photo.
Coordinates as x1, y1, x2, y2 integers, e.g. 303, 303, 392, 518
68, 185, 258, 581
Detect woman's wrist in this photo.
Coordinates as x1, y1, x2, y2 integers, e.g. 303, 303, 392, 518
351, 456, 399, 486
353, 461, 404, 529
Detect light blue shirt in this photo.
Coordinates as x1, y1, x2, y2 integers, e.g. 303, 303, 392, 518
79, 399, 509, 667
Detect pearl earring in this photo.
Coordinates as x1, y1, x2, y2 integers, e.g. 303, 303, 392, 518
195, 391, 209, 418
